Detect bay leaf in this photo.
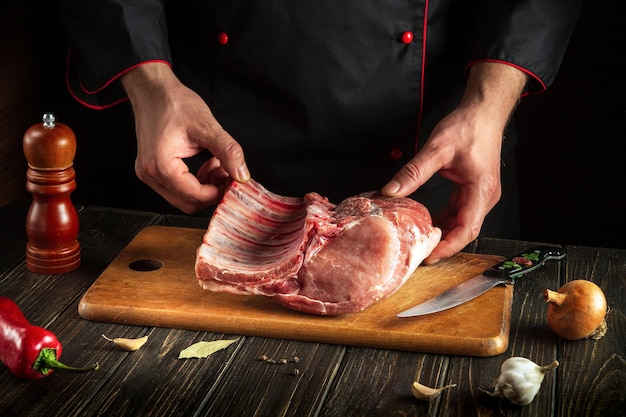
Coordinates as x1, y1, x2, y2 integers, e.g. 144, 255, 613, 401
178, 338, 239, 359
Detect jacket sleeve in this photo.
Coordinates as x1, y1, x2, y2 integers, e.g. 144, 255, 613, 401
465, 0, 583, 93
59, 0, 172, 109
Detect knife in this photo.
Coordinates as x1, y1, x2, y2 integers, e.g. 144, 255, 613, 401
396, 246, 566, 317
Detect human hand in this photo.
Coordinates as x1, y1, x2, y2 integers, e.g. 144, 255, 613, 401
382, 62, 527, 263
121, 62, 250, 213
382, 106, 503, 263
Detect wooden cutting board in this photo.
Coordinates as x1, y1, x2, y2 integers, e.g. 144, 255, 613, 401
79, 226, 512, 356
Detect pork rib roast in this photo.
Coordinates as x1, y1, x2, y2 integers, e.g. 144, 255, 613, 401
195, 179, 441, 315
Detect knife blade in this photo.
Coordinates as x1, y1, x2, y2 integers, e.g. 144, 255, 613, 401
396, 246, 566, 317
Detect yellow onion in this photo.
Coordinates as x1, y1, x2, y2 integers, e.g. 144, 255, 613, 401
544, 280, 608, 340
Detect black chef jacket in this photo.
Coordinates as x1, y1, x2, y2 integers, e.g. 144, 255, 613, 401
59, 0, 582, 237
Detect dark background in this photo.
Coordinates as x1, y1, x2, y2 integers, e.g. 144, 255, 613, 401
514, 1, 626, 249
2, 0, 625, 249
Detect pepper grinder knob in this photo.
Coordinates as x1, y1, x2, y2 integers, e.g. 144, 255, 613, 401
23, 113, 81, 274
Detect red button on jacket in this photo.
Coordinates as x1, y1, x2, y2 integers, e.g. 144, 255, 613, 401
400, 31, 413, 44
218, 32, 229, 45
390, 148, 403, 160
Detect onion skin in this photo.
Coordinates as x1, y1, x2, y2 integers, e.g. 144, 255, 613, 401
544, 280, 607, 340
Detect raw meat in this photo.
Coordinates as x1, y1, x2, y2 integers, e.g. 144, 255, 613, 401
195, 179, 441, 315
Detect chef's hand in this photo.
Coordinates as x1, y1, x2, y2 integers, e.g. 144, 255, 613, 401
382, 62, 527, 264
121, 62, 250, 213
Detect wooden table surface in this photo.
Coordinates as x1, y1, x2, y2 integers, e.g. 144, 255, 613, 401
1, 203, 624, 417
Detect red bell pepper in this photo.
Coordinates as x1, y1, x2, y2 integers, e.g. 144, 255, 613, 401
0, 296, 98, 380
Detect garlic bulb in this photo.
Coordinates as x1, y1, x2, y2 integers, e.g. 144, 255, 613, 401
487, 357, 558, 406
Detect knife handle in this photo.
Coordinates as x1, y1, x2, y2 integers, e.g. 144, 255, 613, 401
484, 246, 566, 283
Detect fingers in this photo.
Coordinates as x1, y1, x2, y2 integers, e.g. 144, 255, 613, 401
425, 180, 501, 264
424, 213, 481, 265
202, 128, 250, 183
136, 156, 225, 214
381, 146, 443, 197
196, 157, 229, 186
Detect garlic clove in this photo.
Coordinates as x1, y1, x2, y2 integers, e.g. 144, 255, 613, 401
102, 334, 149, 351
411, 381, 457, 401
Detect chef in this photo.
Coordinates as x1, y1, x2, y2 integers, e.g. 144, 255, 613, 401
58, 0, 582, 263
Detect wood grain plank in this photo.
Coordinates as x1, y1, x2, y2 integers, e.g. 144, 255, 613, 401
555, 246, 626, 417
78, 226, 512, 356
438, 239, 564, 417
3, 203, 620, 417
0, 200, 34, 274
315, 241, 477, 417
196, 338, 346, 417
0, 207, 158, 416
316, 349, 448, 417
158, 212, 211, 229
0, 207, 157, 319
76, 328, 246, 417
0, 317, 152, 417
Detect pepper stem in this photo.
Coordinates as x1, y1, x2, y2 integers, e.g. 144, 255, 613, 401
33, 348, 99, 375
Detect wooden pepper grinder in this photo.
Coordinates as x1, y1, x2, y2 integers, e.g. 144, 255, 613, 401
23, 113, 80, 274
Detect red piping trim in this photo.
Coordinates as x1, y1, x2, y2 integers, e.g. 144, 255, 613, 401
414, 0, 429, 154
65, 51, 172, 110
65, 86, 128, 111
464, 58, 547, 96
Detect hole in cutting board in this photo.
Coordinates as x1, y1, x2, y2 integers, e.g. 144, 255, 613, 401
128, 259, 164, 272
